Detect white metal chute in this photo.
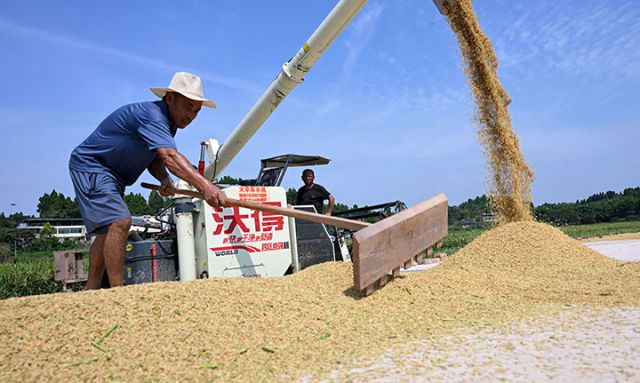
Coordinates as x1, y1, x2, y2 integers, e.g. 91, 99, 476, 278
205, 0, 368, 181
173, 196, 197, 281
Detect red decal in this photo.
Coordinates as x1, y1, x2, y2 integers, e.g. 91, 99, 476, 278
261, 242, 288, 251
212, 206, 250, 234
211, 201, 285, 237
151, 243, 158, 282
210, 245, 260, 253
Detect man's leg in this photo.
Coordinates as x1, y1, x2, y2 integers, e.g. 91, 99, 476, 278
70, 169, 131, 288
86, 234, 106, 290
102, 218, 131, 288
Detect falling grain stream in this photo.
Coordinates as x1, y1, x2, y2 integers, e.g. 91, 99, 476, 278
444, 0, 534, 223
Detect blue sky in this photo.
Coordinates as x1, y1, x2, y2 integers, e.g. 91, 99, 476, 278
1, 0, 638, 216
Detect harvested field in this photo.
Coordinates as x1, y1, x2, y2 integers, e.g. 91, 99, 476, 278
1, 221, 638, 382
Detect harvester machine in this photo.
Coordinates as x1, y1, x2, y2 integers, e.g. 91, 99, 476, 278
121, 0, 450, 295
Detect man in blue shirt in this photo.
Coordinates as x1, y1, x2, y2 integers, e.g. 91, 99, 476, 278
69, 72, 226, 289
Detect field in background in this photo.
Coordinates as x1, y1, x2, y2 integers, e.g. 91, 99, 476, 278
441, 221, 640, 255
560, 221, 640, 240
438, 226, 489, 255
1, 221, 639, 300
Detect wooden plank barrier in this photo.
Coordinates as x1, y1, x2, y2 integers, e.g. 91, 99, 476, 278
352, 193, 448, 295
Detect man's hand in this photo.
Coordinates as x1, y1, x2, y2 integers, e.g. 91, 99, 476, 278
202, 183, 227, 208
155, 148, 226, 208
159, 176, 176, 197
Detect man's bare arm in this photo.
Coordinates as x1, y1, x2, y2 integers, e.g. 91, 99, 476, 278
147, 155, 170, 181
326, 194, 335, 215
156, 147, 226, 207
147, 156, 175, 196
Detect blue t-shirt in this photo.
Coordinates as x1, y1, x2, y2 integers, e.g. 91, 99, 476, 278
69, 100, 177, 186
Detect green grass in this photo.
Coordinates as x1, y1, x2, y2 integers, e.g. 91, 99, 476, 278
439, 226, 489, 255
559, 221, 640, 239
0, 256, 62, 299
0, 248, 88, 299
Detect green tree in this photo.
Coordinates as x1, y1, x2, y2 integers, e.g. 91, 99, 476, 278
533, 186, 640, 224
147, 191, 167, 215
449, 195, 492, 224
0, 212, 28, 230
37, 190, 80, 218
217, 176, 243, 184
39, 222, 56, 237
333, 202, 349, 214
124, 193, 148, 216
28, 222, 63, 252
0, 213, 34, 251
68, 197, 81, 218
286, 187, 297, 206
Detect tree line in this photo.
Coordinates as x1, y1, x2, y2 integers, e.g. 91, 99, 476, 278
450, 187, 640, 226
2, 186, 639, 243
534, 187, 640, 225
0, 189, 170, 258
35, 189, 169, 218
13, 182, 351, 224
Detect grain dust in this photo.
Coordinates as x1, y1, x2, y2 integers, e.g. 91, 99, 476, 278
1, 222, 638, 382
443, 0, 534, 223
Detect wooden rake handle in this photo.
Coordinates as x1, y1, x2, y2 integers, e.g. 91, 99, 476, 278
141, 182, 370, 231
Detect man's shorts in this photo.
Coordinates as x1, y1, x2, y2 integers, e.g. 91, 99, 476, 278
69, 168, 130, 236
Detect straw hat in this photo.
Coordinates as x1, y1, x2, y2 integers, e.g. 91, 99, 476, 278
150, 72, 216, 108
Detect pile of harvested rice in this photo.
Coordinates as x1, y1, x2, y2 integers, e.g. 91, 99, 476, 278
443, 0, 534, 223
1, 222, 638, 382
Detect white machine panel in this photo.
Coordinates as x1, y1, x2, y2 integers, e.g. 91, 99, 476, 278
194, 186, 292, 277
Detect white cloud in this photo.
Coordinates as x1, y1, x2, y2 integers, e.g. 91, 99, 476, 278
492, 1, 640, 80
342, 2, 384, 78
0, 18, 261, 95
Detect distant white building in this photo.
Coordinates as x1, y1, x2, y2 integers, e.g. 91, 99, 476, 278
17, 218, 86, 241
17, 216, 164, 242
481, 212, 497, 223
459, 219, 478, 229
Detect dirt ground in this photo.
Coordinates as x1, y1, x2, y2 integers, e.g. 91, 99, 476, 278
319, 305, 640, 382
